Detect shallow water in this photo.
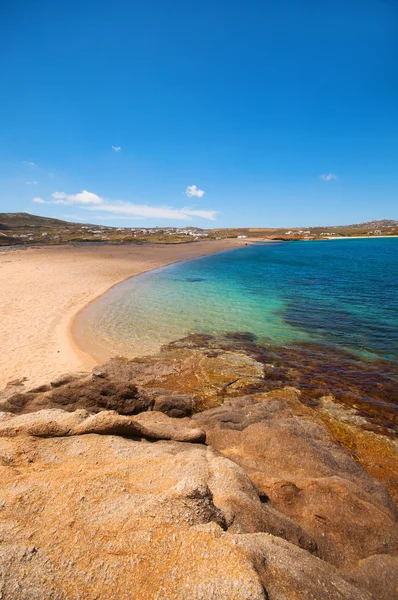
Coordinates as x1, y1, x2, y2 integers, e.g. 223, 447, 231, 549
74, 238, 398, 431
76, 238, 398, 363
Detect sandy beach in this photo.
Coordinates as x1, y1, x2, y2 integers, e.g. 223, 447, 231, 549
0, 239, 246, 389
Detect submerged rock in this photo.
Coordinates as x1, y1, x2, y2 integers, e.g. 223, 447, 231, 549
92, 346, 265, 410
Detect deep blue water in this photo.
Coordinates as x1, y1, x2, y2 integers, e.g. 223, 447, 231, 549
77, 238, 398, 363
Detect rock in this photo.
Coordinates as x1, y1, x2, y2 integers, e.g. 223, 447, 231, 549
132, 411, 206, 443
235, 534, 373, 600
29, 383, 51, 393
194, 394, 398, 570
193, 393, 295, 430
50, 372, 90, 387
94, 347, 265, 411
0, 433, 372, 599
0, 338, 396, 599
0, 408, 206, 444
72, 410, 143, 437
140, 387, 196, 417
201, 449, 319, 554
347, 554, 398, 600
0, 343, 266, 417
2, 377, 153, 416
152, 391, 195, 417
92, 355, 179, 385
0, 408, 89, 438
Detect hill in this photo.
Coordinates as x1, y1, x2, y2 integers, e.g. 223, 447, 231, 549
0, 213, 209, 246
0, 212, 397, 246
211, 219, 398, 241
0, 212, 74, 229
343, 219, 398, 229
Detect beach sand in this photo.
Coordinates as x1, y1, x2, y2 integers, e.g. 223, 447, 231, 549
0, 240, 245, 389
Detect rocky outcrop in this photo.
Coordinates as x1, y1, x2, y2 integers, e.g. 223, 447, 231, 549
0, 408, 206, 443
0, 342, 265, 418
93, 343, 265, 404
0, 335, 397, 599
193, 392, 398, 570
0, 432, 373, 600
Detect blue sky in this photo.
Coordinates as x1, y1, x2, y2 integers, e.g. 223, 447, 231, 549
1, 0, 397, 227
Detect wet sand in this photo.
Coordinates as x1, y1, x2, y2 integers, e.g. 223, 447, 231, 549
0, 240, 246, 389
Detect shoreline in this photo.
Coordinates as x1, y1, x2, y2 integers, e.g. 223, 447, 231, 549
69, 243, 249, 366
0, 239, 248, 390
324, 235, 398, 240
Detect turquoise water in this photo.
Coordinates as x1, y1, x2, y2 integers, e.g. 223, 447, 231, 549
77, 238, 398, 363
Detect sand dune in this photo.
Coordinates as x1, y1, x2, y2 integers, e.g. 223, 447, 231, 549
0, 240, 244, 389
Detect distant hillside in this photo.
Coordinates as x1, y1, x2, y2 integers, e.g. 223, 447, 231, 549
0, 212, 397, 247
211, 218, 398, 241
0, 213, 211, 246
343, 219, 398, 229
0, 212, 75, 229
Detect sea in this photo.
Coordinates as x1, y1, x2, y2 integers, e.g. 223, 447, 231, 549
75, 238, 398, 432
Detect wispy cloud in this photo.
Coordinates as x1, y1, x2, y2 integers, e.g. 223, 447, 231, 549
23, 161, 35, 166
320, 173, 337, 181
61, 214, 90, 221
112, 145, 121, 152
25, 180, 37, 185
185, 184, 205, 198
50, 190, 102, 205
87, 202, 217, 220
32, 189, 217, 221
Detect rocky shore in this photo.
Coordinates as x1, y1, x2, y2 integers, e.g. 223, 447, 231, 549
1, 335, 397, 599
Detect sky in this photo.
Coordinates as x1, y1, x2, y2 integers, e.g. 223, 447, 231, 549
0, 0, 397, 228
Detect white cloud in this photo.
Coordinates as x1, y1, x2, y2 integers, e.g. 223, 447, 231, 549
32, 189, 217, 221
25, 180, 37, 185
80, 215, 146, 221
49, 190, 103, 205
87, 202, 217, 221
23, 161, 35, 166
185, 185, 205, 198
112, 146, 121, 152
60, 214, 88, 221
180, 208, 217, 220
320, 173, 337, 181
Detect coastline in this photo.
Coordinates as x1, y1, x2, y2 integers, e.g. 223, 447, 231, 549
324, 235, 398, 240
0, 239, 248, 390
